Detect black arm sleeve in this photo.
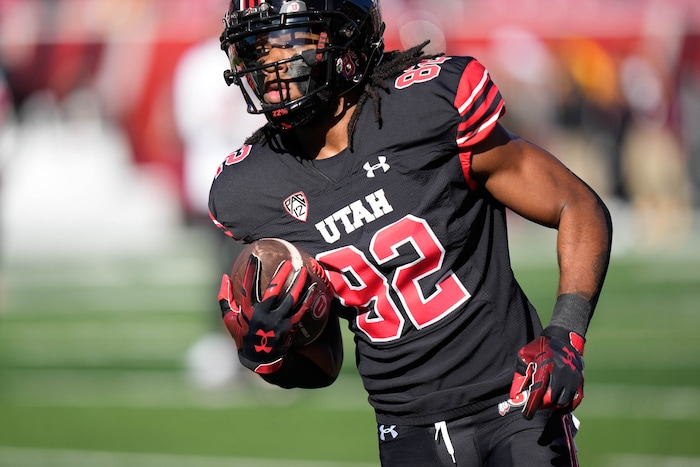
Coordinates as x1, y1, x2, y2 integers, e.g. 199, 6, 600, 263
260, 313, 344, 389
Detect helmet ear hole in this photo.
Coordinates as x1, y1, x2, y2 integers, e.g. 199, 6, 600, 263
339, 22, 357, 40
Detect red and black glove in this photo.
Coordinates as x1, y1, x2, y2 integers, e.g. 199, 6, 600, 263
509, 326, 585, 419
218, 255, 313, 375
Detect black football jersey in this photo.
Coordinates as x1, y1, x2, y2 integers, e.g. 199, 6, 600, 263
209, 56, 543, 425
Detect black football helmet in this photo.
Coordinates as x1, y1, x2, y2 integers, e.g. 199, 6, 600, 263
220, 0, 384, 129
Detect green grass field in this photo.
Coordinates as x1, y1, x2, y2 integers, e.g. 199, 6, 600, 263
2, 225, 700, 466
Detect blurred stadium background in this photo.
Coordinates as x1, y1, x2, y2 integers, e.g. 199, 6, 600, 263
1, 0, 700, 466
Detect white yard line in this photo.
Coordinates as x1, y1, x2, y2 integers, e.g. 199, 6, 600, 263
3, 447, 700, 467
602, 454, 700, 467
0, 447, 377, 467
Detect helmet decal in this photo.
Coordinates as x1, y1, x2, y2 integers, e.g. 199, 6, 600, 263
338, 50, 359, 81
279, 0, 307, 14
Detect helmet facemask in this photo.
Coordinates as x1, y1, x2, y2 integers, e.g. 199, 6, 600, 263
225, 23, 334, 129
221, 0, 384, 130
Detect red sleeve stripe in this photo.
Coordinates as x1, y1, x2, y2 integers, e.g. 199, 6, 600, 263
458, 150, 479, 191
458, 79, 502, 130
454, 62, 505, 148
209, 209, 238, 239
456, 101, 504, 147
456, 67, 490, 115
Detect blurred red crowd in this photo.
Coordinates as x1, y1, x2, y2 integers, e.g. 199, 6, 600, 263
1, 0, 699, 218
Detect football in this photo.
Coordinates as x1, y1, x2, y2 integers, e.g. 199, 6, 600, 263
229, 238, 333, 347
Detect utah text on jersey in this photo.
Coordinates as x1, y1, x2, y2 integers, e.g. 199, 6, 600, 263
314, 188, 393, 243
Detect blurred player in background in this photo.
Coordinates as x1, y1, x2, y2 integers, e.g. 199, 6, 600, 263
172, 36, 265, 388
209, 1, 612, 465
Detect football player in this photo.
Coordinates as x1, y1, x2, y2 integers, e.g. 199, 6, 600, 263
209, 1, 612, 466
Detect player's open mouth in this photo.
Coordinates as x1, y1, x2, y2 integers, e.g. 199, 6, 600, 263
264, 82, 288, 104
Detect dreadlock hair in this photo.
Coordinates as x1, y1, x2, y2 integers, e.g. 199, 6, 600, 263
245, 41, 441, 149
347, 41, 441, 150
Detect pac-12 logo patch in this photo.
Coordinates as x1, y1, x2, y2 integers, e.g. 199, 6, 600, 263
284, 191, 308, 222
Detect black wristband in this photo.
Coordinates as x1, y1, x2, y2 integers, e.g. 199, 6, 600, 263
548, 293, 593, 339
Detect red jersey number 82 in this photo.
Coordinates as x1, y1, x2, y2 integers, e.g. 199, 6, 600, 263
317, 215, 471, 343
